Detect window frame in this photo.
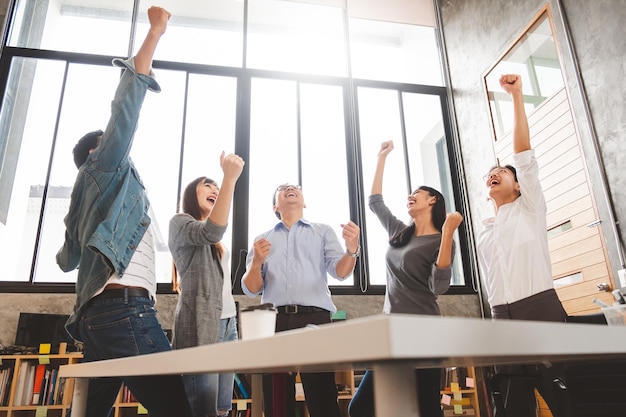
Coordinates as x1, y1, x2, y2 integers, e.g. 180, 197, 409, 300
0, 9, 477, 297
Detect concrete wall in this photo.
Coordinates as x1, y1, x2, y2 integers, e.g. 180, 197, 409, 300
0, 293, 481, 346
437, 0, 626, 291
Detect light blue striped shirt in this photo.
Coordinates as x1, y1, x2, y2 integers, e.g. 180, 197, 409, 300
243, 218, 349, 313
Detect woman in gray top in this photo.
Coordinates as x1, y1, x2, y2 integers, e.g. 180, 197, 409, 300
169, 152, 244, 417
349, 141, 463, 417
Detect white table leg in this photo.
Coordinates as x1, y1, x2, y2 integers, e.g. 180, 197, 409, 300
70, 377, 89, 417
373, 363, 419, 417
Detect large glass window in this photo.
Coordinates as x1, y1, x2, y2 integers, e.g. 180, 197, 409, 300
484, 11, 564, 139
349, 18, 443, 86
247, 0, 346, 76
8, 0, 245, 67
248, 78, 351, 284
0, 0, 472, 294
357, 86, 463, 287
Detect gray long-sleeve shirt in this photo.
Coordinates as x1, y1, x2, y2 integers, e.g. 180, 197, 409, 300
369, 194, 454, 315
168, 213, 227, 348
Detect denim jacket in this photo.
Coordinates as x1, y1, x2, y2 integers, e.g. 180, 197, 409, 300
56, 58, 161, 340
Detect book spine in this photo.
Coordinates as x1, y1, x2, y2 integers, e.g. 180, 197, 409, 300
31, 363, 46, 405
234, 374, 249, 399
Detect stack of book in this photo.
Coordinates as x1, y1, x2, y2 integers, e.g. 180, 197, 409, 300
12, 362, 66, 406
0, 367, 14, 405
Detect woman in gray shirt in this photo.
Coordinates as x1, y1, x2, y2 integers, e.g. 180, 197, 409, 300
349, 141, 463, 417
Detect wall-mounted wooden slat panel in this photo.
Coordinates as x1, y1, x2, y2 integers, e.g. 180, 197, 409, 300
550, 234, 603, 264
546, 183, 590, 215
562, 292, 613, 314
540, 146, 580, 179
543, 170, 587, 202
548, 211, 598, 252
546, 195, 593, 227
551, 248, 605, 277
541, 157, 584, 191
557, 276, 611, 300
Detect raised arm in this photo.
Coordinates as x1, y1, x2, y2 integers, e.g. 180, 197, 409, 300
242, 238, 270, 294
499, 74, 530, 154
207, 152, 245, 226
134, 6, 171, 75
435, 212, 463, 268
371, 141, 394, 195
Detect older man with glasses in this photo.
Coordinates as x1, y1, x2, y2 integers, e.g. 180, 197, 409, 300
242, 183, 360, 417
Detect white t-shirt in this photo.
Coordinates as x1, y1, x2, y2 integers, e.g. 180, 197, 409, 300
220, 245, 237, 319
99, 226, 157, 299
477, 150, 555, 307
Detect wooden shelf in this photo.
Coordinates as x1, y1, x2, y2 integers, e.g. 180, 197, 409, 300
0, 345, 158, 417
440, 366, 480, 416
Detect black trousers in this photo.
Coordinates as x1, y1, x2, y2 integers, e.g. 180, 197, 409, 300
490, 289, 573, 417
262, 310, 341, 417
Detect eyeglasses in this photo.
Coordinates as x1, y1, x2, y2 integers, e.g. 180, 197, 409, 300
276, 184, 302, 192
483, 167, 509, 182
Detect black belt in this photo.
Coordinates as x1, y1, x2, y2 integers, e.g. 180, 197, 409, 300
277, 305, 329, 314
95, 287, 150, 300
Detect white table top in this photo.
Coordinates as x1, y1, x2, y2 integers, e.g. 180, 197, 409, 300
59, 314, 626, 378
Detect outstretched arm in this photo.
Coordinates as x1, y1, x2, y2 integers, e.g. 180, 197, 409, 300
500, 74, 530, 154
134, 6, 171, 75
371, 141, 394, 195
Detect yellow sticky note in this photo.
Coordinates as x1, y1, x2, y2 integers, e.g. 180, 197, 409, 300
450, 382, 460, 392
236, 399, 248, 410
453, 392, 463, 402
39, 344, 51, 354
454, 404, 463, 414
35, 406, 48, 417
466, 377, 475, 388
39, 355, 50, 365
137, 404, 148, 414
441, 394, 451, 405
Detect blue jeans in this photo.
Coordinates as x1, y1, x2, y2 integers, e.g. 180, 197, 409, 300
218, 316, 238, 414
184, 316, 238, 417
77, 293, 192, 417
348, 368, 442, 417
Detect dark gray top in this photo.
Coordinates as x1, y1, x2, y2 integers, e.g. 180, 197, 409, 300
369, 194, 454, 315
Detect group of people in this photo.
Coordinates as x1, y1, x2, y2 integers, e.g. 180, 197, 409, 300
55, 5, 571, 417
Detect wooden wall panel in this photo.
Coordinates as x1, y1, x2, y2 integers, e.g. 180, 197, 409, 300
541, 158, 584, 192
549, 234, 603, 264
546, 183, 590, 215
543, 170, 587, 202
540, 146, 580, 179
551, 248, 605, 277
548, 211, 599, 252
557, 277, 610, 300
546, 195, 592, 227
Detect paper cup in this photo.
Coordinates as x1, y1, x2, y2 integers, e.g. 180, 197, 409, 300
240, 304, 277, 340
